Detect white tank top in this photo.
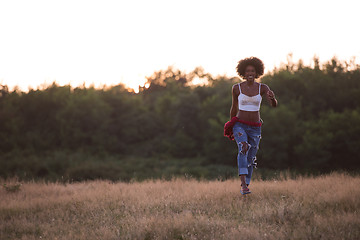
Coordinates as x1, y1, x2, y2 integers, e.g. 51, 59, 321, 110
238, 83, 262, 112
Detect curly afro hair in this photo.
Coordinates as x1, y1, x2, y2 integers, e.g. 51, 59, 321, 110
236, 57, 264, 79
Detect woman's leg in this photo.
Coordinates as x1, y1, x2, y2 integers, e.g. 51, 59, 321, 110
233, 123, 251, 189
245, 126, 262, 186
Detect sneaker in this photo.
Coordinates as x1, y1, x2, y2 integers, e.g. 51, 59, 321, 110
240, 187, 251, 195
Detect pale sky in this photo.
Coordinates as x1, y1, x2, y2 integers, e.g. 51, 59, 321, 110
1, 0, 359, 92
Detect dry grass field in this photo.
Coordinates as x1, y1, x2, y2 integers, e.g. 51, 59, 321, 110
1, 172, 360, 240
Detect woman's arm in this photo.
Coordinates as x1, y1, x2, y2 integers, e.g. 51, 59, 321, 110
230, 84, 239, 119
262, 84, 278, 107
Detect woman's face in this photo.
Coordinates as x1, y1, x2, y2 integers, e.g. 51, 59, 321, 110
244, 65, 256, 81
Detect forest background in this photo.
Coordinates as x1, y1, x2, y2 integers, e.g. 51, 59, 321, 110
1, 56, 360, 182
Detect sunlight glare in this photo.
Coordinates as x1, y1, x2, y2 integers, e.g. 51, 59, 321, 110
0, 0, 359, 91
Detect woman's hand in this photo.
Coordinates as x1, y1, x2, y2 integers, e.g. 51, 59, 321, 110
267, 90, 275, 100
261, 84, 277, 107
266, 89, 277, 107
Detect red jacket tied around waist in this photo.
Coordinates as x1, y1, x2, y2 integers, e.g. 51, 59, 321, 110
224, 117, 262, 140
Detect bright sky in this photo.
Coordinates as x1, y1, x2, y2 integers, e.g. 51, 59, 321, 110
1, 0, 359, 92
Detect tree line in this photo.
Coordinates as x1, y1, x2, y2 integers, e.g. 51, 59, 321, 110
1, 57, 359, 181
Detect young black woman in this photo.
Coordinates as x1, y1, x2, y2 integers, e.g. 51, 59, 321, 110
224, 57, 278, 194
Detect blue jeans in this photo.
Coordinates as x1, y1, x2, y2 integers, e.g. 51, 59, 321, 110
232, 122, 261, 185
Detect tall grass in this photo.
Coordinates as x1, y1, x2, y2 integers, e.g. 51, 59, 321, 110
1, 172, 360, 240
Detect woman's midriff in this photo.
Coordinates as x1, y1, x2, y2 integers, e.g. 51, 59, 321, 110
236, 110, 261, 123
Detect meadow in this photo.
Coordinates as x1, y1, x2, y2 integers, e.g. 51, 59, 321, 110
1, 172, 360, 240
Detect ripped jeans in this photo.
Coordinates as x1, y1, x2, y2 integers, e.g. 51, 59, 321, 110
232, 122, 261, 186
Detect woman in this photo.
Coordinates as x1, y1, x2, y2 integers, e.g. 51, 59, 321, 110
224, 57, 277, 195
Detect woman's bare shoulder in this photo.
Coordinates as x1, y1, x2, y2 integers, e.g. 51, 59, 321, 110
260, 83, 270, 95
232, 83, 240, 95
